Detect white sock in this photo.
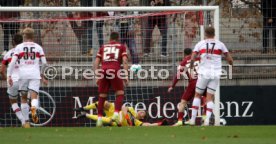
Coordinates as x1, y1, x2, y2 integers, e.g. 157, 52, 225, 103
191, 97, 201, 122
31, 99, 39, 108
21, 103, 30, 121
205, 101, 214, 125
12, 103, 25, 125
114, 112, 119, 116
98, 116, 102, 121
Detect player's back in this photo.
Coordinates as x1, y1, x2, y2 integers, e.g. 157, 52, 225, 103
2, 48, 20, 81
15, 42, 45, 79
179, 56, 200, 81
97, 41, 127, 71
193, 39, 228, 76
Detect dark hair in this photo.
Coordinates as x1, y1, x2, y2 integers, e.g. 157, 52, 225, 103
184, 48, 192, 55
12, 33, 23, 46
205, 27, 215, 38
110, 32, 119, 41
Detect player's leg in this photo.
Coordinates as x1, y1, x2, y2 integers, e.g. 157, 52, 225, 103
73, 102, 98, 112
174, 80, 197, 126
7, 81, 26, 127
85, 114, 115, 126
173, 99, 187, 126
19, 79, 30, 126
111, 75, 125, 122
28, 79, 41, 123
190, 76, 208, 125
203, 78, 219, 126
97, 77, 109, 127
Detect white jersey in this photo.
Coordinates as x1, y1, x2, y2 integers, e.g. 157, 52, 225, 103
2, 48, 19, 81
193, 39, 228, 77
13, 42, 46, 79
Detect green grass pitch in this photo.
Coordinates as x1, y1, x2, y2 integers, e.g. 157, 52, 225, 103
1, 126, 275, 144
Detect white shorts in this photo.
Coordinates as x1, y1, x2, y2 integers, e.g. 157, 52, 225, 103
196, 74, 219, 95
19, 79, 40, 93
7, 81, 19, 99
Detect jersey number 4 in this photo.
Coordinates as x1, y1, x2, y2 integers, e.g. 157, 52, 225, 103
103, 46, 119, 60
23, 47, 36, 60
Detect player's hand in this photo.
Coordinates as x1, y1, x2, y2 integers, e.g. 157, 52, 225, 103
124, 78, 129, 87
96, 79, 100, 86
168, 87, 173, 93
8, 76, 13, 87
157, 118, 169, 126
42, 77, 48, 85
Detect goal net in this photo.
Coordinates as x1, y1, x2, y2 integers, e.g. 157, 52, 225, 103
0, 6, 220, 127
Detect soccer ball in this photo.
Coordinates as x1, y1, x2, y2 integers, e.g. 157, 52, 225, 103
220, 118, 227, 126
130, 64, 142, 74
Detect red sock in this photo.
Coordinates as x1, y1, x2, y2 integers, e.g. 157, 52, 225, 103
178, 112, 184, 121
115, 95, 124, 112
97, 97, 106, 117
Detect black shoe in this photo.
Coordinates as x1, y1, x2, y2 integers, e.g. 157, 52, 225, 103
73, 107, 84, 111
76, 112, 86, 119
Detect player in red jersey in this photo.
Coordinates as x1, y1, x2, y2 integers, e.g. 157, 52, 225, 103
94, 32, 129, 127
168, 48, 200, 126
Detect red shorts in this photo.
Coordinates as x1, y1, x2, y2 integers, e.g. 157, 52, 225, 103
98, 71, 124, 93
182, 80, 207, 101
181, 80, 197, 101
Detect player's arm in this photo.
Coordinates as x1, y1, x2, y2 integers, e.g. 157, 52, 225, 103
1, 58, 8, 80
222, 43, 233, 66
1, 63, 7, 80
168, 61, 186, 92
141, 118, 169, 126
93, 57, 102, 85
189, 52, 198, 70
7, 55, 18, 86
121, 106, 128, 116
121, 106, 134, 126
141, 122, 159, 126
122, 55, 129, 86
224, 52, 233, 66
40, 48, 48, 85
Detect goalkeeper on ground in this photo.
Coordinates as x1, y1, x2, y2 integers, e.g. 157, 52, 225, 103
74, 101, 115, 118
74, 101, 168, 126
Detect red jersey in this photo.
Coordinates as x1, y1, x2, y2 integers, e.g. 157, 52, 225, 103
171, 55, 200, 87
178, 55, 200, 81
96, 41, 128, 71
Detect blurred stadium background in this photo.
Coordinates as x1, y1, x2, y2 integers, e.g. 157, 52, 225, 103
0, 0, 276, 128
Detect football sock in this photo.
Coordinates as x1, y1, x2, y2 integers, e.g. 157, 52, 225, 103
178, 112, 184, 121
21, 103, 30, 121
31, 99, 39, 109
205, 101, 214, 124
115, 95, 124, 112
97, 97, 106, 117
12, 103, 25, 125
191, 97, 201, 122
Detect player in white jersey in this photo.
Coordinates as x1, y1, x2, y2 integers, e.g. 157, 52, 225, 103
1, 34, 30, 128
189, 27, 233, 126
7, 28, 48, 124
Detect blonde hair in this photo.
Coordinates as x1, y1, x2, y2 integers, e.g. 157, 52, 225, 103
22, 27, 34, 40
